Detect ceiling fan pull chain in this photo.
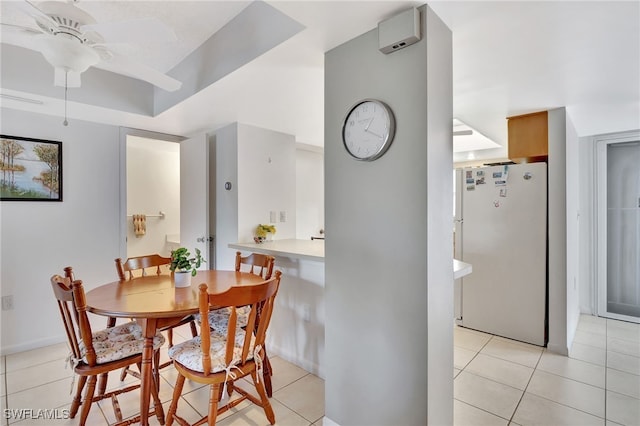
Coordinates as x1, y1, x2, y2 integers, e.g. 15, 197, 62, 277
63, 71, 69, 127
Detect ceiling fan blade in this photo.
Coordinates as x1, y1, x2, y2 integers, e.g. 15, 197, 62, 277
101, 52, 182, 92
0, 22, 42, 50
82, 17, 177, 44
54, 68, 81, 88
0, 22, 42, 34
16, 0, 59, 33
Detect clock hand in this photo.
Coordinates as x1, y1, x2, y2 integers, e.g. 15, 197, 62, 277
365, 126, 382, 138
365, 117, 374, 131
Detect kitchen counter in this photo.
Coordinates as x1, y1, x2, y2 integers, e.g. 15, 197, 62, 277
228, 239, 325, 262
228, 239, 471, 379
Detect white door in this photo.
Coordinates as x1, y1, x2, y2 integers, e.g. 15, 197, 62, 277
180, 133, 210, 270
596, 133, 640, 322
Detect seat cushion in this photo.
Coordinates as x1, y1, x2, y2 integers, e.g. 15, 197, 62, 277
168, 330, 255, 373
194, 306, 251, 334
80, 321, 165, 364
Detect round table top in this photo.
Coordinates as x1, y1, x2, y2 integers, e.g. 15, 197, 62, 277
85, 270, 265, 319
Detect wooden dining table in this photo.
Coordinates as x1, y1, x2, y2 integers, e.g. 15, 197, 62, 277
85, 270, 266, 426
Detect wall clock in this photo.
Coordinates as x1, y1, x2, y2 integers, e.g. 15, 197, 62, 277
342, 99, 395, 161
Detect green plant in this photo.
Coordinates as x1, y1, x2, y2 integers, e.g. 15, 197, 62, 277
255, 224, 276, 238
170, 247, 205, 276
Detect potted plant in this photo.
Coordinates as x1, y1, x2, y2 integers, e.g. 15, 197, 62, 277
254, 224, 276, 243
170, 247, 205, 287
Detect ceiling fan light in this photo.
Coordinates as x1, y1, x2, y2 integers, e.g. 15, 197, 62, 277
36, 34, 99, 73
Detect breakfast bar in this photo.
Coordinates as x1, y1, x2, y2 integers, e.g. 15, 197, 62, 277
229, 239, 472, 380
229, 239, 326, 378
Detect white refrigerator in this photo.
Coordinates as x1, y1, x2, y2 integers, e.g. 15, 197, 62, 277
454, 162, 547, 346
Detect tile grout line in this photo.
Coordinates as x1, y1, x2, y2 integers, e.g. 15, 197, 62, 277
604, 318, 608, 423
505, 347, 543, 425
453, 397, 513, 423
3, 356, 8, 426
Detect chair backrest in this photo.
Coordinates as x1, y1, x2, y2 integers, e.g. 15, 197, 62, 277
198, 270, 281, 375
115, 254, 172, 280
50, 274, 97, 366
234, 251, 275, 279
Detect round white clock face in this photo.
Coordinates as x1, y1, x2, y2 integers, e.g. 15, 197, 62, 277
342, 99, 395, 161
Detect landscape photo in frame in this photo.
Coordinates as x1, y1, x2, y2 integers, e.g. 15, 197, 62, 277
1, 135, 62, 201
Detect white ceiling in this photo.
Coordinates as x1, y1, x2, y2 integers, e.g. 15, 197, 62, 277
1, 1, 639, 161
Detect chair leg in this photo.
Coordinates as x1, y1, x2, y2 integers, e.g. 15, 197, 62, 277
208, 384, 220, 426
189, 320, 198, 337
252, 370, 275, 424
79, 375, 97, 426
119, 366, 128, 381
150, 362, 165, 425
70, 375, 87, 418
263, 351, 273, 397
97, 372, 109, 396
166, 373, 185, 426
168, 328, 174, 347
153, 350, 161, 393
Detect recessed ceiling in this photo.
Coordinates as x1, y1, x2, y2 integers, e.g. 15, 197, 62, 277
1, 1, 638, 156
453, 118, 501, 153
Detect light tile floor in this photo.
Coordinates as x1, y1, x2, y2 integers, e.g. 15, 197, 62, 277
2, 315, 638, 425
1, 323, 324, 426
454, 314, 640, 426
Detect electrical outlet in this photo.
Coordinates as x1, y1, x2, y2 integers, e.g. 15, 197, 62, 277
279, 211, 286, 223
270, 211, 276, 223
2, 295, 14, 311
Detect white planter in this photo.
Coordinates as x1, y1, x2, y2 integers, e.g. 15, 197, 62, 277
174, 271, 192, 288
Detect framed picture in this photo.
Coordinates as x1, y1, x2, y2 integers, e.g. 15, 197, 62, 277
1, 135, 62, 201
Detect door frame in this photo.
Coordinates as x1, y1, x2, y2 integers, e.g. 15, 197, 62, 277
118, 128, 184, 259
595, 130, 640, 323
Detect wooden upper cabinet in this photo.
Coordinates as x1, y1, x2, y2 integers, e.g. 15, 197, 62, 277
507, 110, 548, 162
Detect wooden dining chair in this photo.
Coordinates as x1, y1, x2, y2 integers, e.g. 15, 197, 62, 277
115, 253, 172, 281
115, 254, 199, 375
50, 273, 165, 426
197, 251, 277, 396
166, 271, 282, 426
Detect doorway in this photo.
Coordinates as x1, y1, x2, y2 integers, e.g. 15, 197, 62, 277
126, 135, 180, 257
596, 132, 640, 322
118, 128, 184, 260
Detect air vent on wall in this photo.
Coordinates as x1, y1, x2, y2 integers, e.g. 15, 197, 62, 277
378, 8, 421, 54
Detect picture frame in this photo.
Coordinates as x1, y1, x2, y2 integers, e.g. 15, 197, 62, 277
1, 135, 62, 201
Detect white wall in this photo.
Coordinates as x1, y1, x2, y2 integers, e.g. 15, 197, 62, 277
579, 135, 596, 314
295, 145, 324, 240
215, 122, 296, 270
324, 5, 452, 424
548, 107, 569, 355
237, 123, 296, 242
126, 136, 180, 257
1, 108, 122, 354
565, 114, 580, 349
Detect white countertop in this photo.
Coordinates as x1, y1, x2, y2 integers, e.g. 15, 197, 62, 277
229, 239, 325, 262
453, 259, 473, 279
230, 239, 472, 279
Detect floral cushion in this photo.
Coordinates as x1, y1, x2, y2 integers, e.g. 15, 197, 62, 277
80, 321, 165, 364
194, 306, 251, 334
168, 330, 255, 373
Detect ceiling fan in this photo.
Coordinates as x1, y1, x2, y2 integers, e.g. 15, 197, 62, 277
1, 0, 182, 92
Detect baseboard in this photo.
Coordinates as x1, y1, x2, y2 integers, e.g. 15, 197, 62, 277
547, 342, 569, 356
267, 343, 324, 379
0, 334, 66, 356
323, 416, 340, 426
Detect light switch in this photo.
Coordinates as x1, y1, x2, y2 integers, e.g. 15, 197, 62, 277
270, 211, 276, 223
279, 211, 286, 222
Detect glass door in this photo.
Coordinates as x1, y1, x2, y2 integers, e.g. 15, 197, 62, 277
597, 134, 640, 322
